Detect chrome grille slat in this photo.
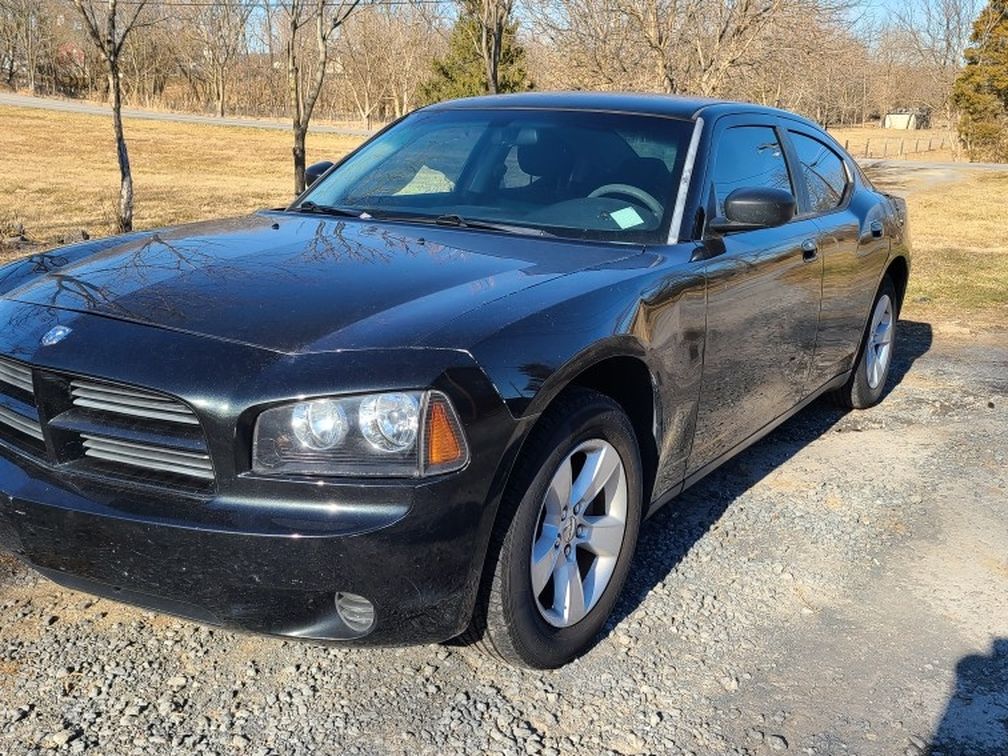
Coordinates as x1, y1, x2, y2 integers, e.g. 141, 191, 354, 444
71, 380, 200, 426
0, 359, 33, 394
72, 398, 200, 425
0, 405, 44, 441
73, 385, 183, 406
81, 434, 214, 481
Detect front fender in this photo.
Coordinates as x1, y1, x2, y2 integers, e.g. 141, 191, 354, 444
465, 253, 707, 503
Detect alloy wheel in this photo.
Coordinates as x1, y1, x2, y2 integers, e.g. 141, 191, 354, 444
865, 293, 894, 390
529, 439, 628, 628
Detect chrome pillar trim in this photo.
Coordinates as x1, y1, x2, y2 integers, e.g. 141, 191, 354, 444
667, 116, 704, 245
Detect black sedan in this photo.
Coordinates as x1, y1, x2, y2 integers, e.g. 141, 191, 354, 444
0, 93, 909, 668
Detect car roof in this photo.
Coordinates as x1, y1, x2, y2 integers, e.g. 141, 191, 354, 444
424, 91, 821, 128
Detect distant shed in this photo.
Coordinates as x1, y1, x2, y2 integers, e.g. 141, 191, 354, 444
882, 111, 930, 130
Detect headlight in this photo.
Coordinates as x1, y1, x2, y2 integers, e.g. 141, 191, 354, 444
358, 393, 419, 452
252, 390, 468, 478
291, 400, 349, 450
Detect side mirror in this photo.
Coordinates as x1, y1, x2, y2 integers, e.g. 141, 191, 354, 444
708, 187, 796, 234
305, 161, 334, 189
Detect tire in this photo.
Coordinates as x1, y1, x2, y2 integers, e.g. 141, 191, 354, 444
835, 275, 898, 410
469, 388, 643, 669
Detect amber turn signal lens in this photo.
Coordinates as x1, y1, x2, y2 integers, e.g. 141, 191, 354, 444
426, 400, 463, 467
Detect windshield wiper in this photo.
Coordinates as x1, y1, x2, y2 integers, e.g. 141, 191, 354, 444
294, 205, 551, 237
294, 201, 369, 218
430, 214, 553, 237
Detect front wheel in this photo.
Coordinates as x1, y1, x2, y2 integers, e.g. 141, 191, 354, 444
836, 275, 898, 409
470, 388, 643, 669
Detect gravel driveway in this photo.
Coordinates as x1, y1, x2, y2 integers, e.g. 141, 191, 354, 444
2, 318, 1006, 755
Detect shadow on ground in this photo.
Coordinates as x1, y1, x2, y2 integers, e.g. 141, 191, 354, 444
930, 639, 1008, 756
605, 319, 933, 635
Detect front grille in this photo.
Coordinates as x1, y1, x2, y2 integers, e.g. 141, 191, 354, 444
71, 380, 200, 426
0, 357, 214, 492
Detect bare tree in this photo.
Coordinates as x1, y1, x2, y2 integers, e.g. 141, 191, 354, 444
72, 0, 152, 232
526, 0, 645, 91
387, 7, 439, 117
896, 0, 981, 75
2, 0, 49, 93
0, 3, 19, 87
4, 0, 987, 152
528, 0, 796, 96
279, 0, 363, 196
192, 0, 256, 117
337, 5, 436, 124
894, 0, 985, 117
894, 0, 985, 155
336, 7, 384, 127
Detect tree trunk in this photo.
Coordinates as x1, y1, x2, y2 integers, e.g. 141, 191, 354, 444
217, 71, 226, 117
25, 23, 37, 94
109, 65, 134, 232
263, 0, 275, 67
292, 125, 307, 196
483, 23, 498, 94
287, 29, 304, 196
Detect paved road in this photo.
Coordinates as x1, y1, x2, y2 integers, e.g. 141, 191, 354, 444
0, 92, 374, 136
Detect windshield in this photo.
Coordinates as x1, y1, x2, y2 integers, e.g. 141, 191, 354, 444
298, 108, 694, 244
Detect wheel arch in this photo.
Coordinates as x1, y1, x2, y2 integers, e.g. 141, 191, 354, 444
508, 341, 662, 510
885, 254, 910, 314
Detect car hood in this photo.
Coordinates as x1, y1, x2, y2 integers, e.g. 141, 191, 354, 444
6, 213, 640, 354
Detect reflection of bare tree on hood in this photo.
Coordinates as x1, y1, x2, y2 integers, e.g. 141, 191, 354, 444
300, 220, 466, 266
7, 232, 290, 327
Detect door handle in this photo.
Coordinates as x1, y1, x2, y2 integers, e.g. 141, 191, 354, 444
870, 220, 884, 238
801, 238, 819, 262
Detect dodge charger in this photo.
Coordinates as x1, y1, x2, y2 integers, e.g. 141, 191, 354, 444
0, 93, 909, 668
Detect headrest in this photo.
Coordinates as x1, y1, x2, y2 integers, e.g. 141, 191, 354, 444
517, 131, 572, 179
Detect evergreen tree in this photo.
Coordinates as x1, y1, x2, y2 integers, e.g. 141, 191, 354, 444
951, 1, 1008, 161
420, 5, 529, 103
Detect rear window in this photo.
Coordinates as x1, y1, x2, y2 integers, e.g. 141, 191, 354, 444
789, 132, 849, 213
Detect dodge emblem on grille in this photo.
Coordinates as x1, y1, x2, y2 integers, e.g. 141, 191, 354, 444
41, 325, 72, 346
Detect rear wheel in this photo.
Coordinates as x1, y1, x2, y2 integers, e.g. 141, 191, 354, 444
470, 388, 642, 669
836, 275, 897, 409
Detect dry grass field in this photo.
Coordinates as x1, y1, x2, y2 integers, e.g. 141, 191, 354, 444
0, 105, 361, 244
828, 125, 957, 162
903, 172, 1008, 321
0, 104, 1005, 326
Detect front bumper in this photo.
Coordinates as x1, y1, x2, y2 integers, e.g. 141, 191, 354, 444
0, 443, 506, 644
0, 302, 527, 645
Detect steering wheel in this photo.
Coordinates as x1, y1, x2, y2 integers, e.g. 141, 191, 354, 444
587, 183, 663, 216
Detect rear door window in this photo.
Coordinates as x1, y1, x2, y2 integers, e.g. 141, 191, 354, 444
789, 132, 850, 214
